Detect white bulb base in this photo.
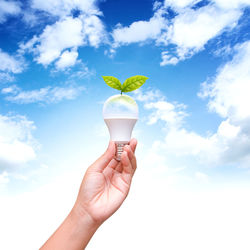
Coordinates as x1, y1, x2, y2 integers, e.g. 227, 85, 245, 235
115, 141, 129, 161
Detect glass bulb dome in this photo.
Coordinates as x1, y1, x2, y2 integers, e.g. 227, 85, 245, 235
103, 94, 138, 119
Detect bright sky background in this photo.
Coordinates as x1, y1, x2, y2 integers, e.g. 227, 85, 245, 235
1, 0, 250, 249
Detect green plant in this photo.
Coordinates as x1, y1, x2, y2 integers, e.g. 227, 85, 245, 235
102, 75, 148, 94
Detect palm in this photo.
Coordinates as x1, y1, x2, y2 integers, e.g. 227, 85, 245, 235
77, 139, 137, 224
82, 162, 131, 222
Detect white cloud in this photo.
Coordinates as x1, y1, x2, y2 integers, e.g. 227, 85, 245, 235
163, 5, 242, 63
133, 88, 187, 128
145, 100, 187, 127
0, 114, 36, 169
154, 117, 250, 167
164, 0, 199, 9
160, 51, 179, 66
133, 89, 188, 132
162, 128, 211, 157
0, 0, 21, 23
19, 0, 106, 69
0, 49, 24, 73
141, 97, 250, 167
217, 120, 240, 138
0, 171, 9, 184
200, 41, 250, 121
213, 0, 250, 9
1, 84, 19, 94
55, 49, 78, 70
69, 63, 95, 79
195, 171, 209, 183
112, 11, 167, 46
0, 48, 24, 82
133, 88, 163, 102
111, 1, 250, 65
1, 168, 250, 250
0, 72, 15, 82
31, 0, 99, 18
2, 84, 85, 104
197, 40, 250, 166
140, 40, 250, 167
21, 14, 106, 68
32, 17, 84, 65
82, 14, 106, 48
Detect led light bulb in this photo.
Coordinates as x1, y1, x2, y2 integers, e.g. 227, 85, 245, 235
103, 94, 138, 161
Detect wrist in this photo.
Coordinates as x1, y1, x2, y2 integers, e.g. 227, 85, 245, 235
71, 202, 101, 230
40, 203, 100, 250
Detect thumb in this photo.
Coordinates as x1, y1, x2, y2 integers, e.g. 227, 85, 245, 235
90, 141, 116, 172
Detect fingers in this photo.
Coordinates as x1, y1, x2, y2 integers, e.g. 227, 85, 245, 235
115, 162, 123, 173
90, 141, 116, 172
121, 151, 131, 173
129, 138, 137, 153
121, 144, 137, 176
88, 139, 137, 173
107, 158, 119, 170
124, 144, 137, 173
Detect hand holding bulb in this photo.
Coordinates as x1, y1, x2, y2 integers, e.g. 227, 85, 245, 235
40, 75, 148, 250
74, 138, 137, 225
41, 139, 137, 250
75, 75, 148, 225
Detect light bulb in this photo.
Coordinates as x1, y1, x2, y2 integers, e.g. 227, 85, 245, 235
103, 94, 138, 161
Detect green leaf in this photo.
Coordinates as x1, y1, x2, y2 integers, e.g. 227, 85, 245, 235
121, 75, 148, 93
102, 76, 122, 91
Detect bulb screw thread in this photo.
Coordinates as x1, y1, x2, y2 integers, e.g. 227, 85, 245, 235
115, 142, 128, 161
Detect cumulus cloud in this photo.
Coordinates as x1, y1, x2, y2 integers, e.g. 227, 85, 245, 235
19, 0, 106, 69
82, 14, 106, 47
0, 49, 24, 81
200, 41, 250, 121
197, 40, 250, 166
195, 171, 209, 183
1, 84, 85, 104
160, 51, 179, 66
0, 0, 21, 23
111, 0, 250, 65
160, 4, 241, 65
23, 17, 84, 66
21, 14, 106, 68
0, 114, 36, 170
132, 88, 163, 102
69, 63, 95, 79
133, 88, 188, 128
213, 0, 250, 9
112, 10, 167, 46
0, 49, 24, 73
1, 166, 250, 250
55, 49, 79, 70
0, 171, 9, 184
164, 0, 199, 9
0, 72, 15, 82
138, 40, 250, 167
145, 100, 187, 127
31, 0, 99, 18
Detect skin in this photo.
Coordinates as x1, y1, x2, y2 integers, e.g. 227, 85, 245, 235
40, 138, 137, 250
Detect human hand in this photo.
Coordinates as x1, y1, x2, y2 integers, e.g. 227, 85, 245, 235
74, 138, 137, 226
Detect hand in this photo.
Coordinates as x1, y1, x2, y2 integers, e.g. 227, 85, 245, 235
74, 139, 137, 225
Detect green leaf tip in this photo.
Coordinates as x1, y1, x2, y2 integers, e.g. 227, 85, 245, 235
102, 76, 122, 91
121, 75, 148, 93
102, 75, 148, 94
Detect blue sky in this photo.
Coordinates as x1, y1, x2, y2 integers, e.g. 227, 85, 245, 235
1, 0, 250, 249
